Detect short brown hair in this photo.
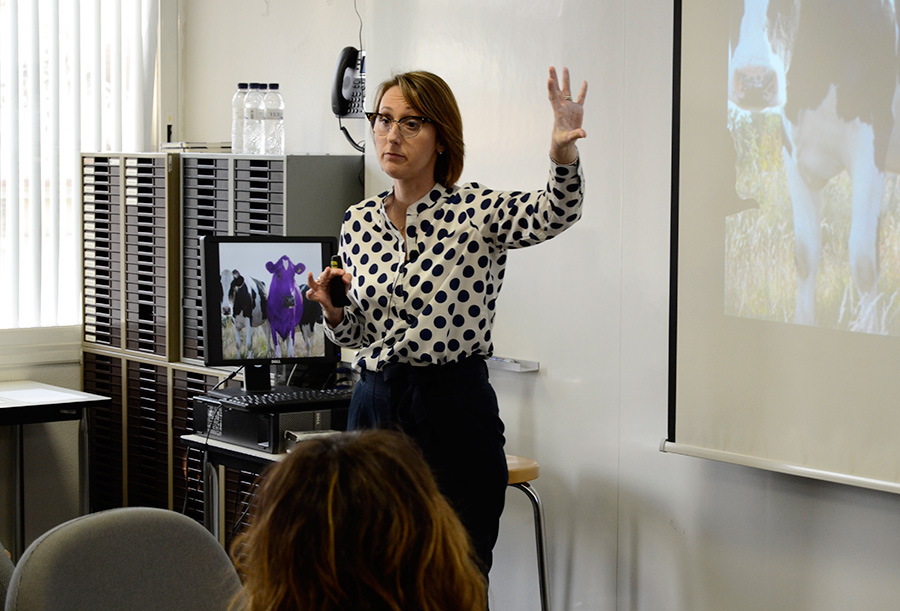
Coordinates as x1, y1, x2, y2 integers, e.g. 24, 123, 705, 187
230, 430, 486, 611
373, 71, 465, 187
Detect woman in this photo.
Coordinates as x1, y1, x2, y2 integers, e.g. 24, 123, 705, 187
306, 67, 587, 574
230, 430, 486, 611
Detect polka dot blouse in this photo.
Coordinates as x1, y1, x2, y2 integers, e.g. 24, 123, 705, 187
326, 158, 584, 371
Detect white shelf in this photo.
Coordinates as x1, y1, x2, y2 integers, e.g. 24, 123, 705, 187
487, 356, 539, 373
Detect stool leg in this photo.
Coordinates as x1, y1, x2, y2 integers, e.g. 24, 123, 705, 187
512, 482, 550, 611
203, 453, 219, 539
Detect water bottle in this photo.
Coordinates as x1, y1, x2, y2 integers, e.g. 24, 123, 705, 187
263, 83, 285, 155
242, 83, 265, 155
231, 82, 248, 154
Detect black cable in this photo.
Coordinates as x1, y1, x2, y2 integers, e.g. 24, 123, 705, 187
204, 368, 241, 446
211, 366, 242, 392
339, 117, 365, 152
337, 0, 365, 154
181, 369, 239, 515
231, 482, 255, 538
182, 401, 223, 516
353, 0, 362, 49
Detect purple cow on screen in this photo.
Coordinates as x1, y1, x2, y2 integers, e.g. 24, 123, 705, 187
265, 255, 307, 358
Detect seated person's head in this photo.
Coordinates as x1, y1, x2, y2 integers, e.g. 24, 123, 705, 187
231, 429, 486, 611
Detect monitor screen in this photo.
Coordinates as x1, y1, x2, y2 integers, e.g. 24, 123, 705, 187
200, 235, 340, 391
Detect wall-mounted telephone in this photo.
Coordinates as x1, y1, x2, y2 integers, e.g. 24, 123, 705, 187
332, 47, 366, 118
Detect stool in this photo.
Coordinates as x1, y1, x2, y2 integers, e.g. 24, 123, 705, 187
506, 454, 550, 611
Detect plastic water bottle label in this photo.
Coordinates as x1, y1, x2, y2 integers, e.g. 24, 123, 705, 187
265, 109, 284, 120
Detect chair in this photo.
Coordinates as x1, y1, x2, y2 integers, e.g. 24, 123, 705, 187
506, 454, 550, 611
1, 538, 14, 607
5, 507, 242, 611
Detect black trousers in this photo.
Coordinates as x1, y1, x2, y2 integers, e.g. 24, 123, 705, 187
349, 357, 508, 574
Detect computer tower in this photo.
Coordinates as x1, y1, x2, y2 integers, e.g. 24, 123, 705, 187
192, 394, 348, 454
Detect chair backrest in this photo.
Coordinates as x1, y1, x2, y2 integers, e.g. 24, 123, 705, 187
5, 507, 243, 611
1, 537, 14, 606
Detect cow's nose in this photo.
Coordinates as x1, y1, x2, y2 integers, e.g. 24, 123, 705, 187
734, 66, 778, 110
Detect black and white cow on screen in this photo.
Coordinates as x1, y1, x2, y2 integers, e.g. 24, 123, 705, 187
220, 269, 271, 358
295, 283, 323, 355
728, 0, 899, 328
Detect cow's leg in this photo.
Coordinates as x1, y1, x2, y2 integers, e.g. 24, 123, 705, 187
784, 146, 822, 325
232, 318, 243, 357
244, 322, 253, 357
302, 327, 312, 355
848, 130, 883, 330
287, 333, 296, 358
273, 329, 282, 358
263, 321, 273, 354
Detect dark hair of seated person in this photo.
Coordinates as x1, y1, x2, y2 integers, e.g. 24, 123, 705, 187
230, 429, 487, 611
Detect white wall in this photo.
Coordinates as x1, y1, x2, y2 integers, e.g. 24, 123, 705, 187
179, 1, 900, 610
178, 0, 367, 154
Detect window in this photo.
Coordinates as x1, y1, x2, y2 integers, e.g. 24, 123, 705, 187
0, 0, 159, 329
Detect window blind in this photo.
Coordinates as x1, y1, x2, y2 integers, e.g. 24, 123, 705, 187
0, 0, 159, 329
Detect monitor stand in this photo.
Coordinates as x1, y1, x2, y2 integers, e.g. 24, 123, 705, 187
207, 364, 292, 402
242, 363, 272, 393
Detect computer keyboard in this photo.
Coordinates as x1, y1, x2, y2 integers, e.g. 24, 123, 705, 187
217, 387, 354, 412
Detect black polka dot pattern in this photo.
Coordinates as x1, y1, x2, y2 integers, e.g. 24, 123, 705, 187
326, 159, 584, 370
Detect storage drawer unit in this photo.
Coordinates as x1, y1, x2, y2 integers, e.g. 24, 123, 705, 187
126, 359, 170, 508
181, 156, 231, 362
180, 154, 363, 363
82, 348, 238, 515
82, 350, 124, 512
121, 154, 181, 358
82, 153, 181, 360
82, 156, 122, 348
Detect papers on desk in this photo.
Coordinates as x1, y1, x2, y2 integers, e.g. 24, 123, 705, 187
0, 388, 85, 405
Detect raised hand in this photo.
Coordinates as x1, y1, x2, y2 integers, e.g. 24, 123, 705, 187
548, 66, 587, 164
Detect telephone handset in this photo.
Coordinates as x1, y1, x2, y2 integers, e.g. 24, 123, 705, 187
332, 47, 366, 118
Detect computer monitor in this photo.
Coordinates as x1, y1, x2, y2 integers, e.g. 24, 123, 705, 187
200, 234, 340, 393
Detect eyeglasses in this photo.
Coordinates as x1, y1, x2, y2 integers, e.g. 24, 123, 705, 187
366, 112, 434, 138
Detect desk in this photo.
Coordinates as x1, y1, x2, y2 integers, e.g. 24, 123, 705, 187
181, 434, 283, 541
181, 432, 338, 541
0, 380, 110, 560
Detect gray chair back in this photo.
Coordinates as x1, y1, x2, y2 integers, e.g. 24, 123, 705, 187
1, 537, 14, 607
5, 507, 242, 611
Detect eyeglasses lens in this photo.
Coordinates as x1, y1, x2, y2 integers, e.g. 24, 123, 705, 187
371, 115, 425, 138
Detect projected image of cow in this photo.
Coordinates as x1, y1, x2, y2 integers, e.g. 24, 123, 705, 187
725, 0, 900, 334
217, 246, 326, 360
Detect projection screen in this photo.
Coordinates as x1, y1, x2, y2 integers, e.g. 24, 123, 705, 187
664, 0, 900, 493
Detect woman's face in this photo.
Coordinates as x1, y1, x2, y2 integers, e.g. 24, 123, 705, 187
374, 86, 443, 186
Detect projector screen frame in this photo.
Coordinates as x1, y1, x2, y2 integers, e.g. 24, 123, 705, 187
665, 0, 900, 495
